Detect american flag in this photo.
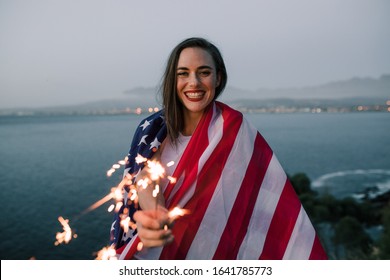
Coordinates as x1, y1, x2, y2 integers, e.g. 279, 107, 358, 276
110, 101, 327, 260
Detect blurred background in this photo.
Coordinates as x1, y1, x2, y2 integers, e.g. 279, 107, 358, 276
0, 0, 389, 260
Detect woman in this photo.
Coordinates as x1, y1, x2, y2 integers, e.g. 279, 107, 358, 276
110, 37, 327, 260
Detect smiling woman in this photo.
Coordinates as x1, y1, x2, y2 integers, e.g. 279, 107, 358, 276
109, 37, 327, 260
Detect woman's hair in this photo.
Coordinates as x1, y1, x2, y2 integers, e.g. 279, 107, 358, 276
160, 37, 228, 142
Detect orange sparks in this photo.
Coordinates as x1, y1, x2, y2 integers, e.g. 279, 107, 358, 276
83, 192, 115, 214
130, 189, 138, 201
115, 201, 123, 212
167, 176, 177, 184
95, 245, 117, 260
106, 156, 128, 177
113, 186, 123, 200
168, 207, 190, 221
120, 216, 131, 233
107, 204, 115, 212
55, 216, 75, 246
57, 156, 181, 256
106, 168, 115, 177
135, 154, 148, 164
137, 178, 150, 189
147, 160, 165, 180
112, 164, 121, 169
137, 242, 144, 251
152, 184, 160, 198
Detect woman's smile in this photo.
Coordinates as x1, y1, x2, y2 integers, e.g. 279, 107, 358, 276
184, 89, 206, 101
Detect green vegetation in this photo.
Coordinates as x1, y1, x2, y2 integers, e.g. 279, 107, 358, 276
289, 172, 390, 259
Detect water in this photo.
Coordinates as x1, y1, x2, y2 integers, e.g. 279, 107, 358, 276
0, 112, 389, 260
245, 113, 390, 197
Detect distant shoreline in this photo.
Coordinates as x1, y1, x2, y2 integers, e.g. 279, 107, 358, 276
0, 104, 388, 117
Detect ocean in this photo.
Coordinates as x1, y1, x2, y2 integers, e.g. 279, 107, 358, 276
0, 112, 389, 260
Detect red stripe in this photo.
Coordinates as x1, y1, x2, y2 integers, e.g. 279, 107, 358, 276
309, 234, 328, 259
213, 132, 273, 259
116, 236, 140, 259
259, 180, 301, 259
116, 244, 126, 255
159, 104, 243, 259
164, 105, 212, 203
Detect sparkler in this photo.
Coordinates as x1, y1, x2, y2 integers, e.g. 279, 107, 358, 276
168, 207, 190, 222
54, 216, 77, 246
55, 154, 189, 260
145, 159, 165, 213
94, 245, 117, 260
54, 156, 129, 248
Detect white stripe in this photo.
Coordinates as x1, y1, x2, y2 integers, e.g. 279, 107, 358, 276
118, 234, 138, 260
186, 113, 257, 259
199, 103, 223, 176
164, 173, 185, 206
237, 154, 287, 259
133, 244, 163, 260
123, 167, 131, 178
283, 206, 316, 259
119, 234, 164, 260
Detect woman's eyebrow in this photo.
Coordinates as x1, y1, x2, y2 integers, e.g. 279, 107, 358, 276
198, 65, 213, 70
176, 65, 213, 71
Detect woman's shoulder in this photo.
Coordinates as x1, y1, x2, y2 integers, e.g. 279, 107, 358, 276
135, 109, 165, 131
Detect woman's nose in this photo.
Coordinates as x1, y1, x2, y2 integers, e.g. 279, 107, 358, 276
188, 73, 200, 87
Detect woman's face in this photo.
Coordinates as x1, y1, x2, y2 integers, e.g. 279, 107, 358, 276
176, 47, 220, 120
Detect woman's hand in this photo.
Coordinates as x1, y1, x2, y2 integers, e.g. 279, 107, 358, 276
133, 207, 174, 248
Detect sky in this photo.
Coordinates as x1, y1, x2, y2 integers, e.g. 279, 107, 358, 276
0, 0, 389, 109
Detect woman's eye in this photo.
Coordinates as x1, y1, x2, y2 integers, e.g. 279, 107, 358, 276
199, 71, 211, 76
177, 72, 188, 77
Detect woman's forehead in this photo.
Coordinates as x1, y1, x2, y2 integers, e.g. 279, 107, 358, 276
177, 47, 215, 69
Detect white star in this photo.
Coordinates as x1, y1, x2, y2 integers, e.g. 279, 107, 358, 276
140, 120, 151, 131
149, 137, 161, 150
110, 220, 116, 232
138, 134, 148, 146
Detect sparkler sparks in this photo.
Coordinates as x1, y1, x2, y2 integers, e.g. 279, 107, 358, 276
106, 156, 128, 177
168, 207, 190, 221
55, 154, 189, 259
152, 184, 160, 198
95, 245, 117, 260
146, 160, 165, 181
54, 216, 76, 246
107, 204, 115, 212
135, 154, 148, 164
137, 242, 144, 251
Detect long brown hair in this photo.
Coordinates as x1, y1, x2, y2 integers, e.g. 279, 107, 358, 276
160, 37, 228, 143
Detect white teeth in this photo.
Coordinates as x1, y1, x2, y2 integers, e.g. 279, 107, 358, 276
186, 92, 203, 98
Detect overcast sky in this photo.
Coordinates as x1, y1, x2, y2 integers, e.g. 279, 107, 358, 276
1, 0, 389, 108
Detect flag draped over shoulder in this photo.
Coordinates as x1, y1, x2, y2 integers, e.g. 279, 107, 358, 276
110, 101, 327, 260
